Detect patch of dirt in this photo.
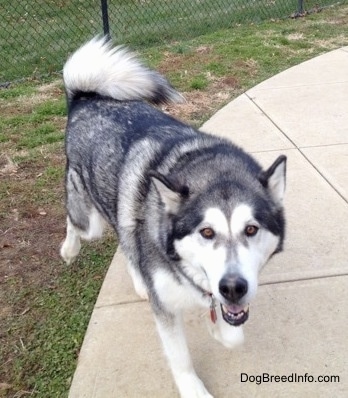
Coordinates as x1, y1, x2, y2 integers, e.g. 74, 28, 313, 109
287, 33, 304, 41
158, 47, 221, 79
311, 34, 348, 49
0, 208, 66, 284
0, 150, 66, 283
0, 72, 67, 324
162, 74, 241, 125
0, 138, 67, 394
157, 50, 241, 123
195, 45, 214, 55
0, 155, 19, 176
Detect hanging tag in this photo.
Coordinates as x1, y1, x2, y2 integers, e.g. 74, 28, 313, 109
210, 295, 217, 324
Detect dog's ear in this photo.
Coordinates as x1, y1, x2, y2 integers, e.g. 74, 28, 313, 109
259, 155, 286, 205
149, 171, 189, 214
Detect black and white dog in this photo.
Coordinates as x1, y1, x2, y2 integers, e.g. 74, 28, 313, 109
61, 37, 286, 397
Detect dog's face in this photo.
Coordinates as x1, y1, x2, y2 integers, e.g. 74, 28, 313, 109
173, 203, 282, 325
151, 155, 286, 326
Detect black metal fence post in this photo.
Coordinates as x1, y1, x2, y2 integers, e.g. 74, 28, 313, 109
101, 0, 110, 39
298, 0, 304, 14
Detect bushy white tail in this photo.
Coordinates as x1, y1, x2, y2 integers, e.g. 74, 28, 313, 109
63, 36, 183, 105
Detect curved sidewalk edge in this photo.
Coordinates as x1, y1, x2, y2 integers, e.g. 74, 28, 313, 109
69, 47, 348, 398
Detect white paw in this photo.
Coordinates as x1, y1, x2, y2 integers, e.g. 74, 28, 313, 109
60, 238, 81, 265
177, 374, 213, 398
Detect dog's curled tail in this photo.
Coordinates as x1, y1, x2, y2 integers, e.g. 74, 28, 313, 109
63, 36, 184, 105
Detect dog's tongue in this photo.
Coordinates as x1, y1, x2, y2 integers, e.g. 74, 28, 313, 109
224, 304, 246, 314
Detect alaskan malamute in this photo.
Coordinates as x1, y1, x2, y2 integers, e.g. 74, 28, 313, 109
61, 37, 286, 398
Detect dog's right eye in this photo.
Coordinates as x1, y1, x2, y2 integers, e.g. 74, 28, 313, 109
200, 227, 215, 240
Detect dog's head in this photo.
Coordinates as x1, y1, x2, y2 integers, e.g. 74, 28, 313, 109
150, 155, 286, 326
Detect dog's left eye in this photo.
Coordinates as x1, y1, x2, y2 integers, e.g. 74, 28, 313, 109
245, 225, 259, 237
200, 227, 215, 240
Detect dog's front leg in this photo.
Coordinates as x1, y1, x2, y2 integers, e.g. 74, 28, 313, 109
154, 312, 213, 398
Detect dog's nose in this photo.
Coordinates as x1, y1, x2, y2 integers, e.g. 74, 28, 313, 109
219, 275, 248, 302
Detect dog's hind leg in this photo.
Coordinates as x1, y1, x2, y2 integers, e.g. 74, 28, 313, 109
60, 169, 106, 264
154, 312, 213, 398
60, 206, 107, 265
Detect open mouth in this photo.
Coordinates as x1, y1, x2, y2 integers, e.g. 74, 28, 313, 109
220, 304, 249, 326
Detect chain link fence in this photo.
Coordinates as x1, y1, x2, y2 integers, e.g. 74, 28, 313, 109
0, 0, 345, 84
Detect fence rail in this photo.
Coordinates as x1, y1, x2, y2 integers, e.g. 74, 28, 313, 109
0, 0, 344, 84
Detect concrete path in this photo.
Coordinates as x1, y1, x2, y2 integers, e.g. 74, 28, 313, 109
69, 48, 348, 398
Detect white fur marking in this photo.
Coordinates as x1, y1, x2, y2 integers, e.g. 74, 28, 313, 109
230, 204, 254, 237
202, 207, 229, 236
174, 234, 227, 301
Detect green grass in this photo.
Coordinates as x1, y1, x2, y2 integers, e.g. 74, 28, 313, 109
0, 90, 66, 149
35, 100, 67, 117
141, 6, 348, 124
0, 0, 345, 82
190, 74, 209, 90
0, 84, 37, 99
4, 238, 116, 396
108, 0, 343, 45
1, 4, 348, 398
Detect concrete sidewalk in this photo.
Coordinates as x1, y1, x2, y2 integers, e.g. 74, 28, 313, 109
69, 48, 348, 397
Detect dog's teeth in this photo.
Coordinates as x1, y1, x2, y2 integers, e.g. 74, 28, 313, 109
222, 304, 248, 316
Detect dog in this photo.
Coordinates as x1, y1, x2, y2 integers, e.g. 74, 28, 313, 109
60, 36, 286, 398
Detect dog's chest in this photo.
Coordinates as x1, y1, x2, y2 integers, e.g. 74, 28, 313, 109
153, 268, 207, 311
